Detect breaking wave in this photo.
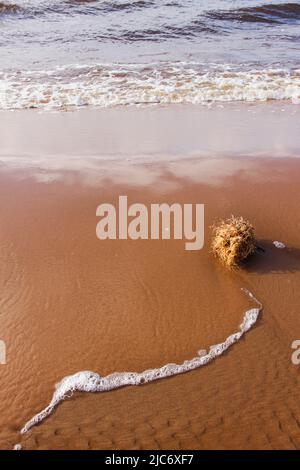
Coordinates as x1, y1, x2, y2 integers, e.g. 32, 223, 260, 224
0, 63, 299, 110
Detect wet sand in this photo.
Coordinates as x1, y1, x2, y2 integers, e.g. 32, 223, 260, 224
0, 105, 300, 449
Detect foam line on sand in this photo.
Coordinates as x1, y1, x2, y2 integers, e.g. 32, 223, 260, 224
21, 288, 262, 435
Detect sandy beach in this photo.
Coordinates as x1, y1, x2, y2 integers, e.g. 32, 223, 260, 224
0, 104, 300, 450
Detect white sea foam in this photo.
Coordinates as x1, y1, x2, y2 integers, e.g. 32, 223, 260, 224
0, 64, 300, 110
20, 288, 262, 435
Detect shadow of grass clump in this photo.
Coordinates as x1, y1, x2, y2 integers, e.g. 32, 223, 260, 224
244, 240, 300, 274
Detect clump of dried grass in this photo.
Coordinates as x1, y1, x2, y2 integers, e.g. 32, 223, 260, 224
211, 216, 256, 269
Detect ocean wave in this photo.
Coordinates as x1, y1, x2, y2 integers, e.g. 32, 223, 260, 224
20, 288, 262, 434
109, 20, 219, 42
0, 63, 299, 110
4, 1, 300, 26
207, 3, 300, 25
2, 1, 300, 52
1, 1, 219, 40
3, 0, 156, 19
58, 0, 156, 17
87, 0, 155, 13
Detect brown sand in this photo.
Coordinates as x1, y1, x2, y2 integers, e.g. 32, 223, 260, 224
0, 105, 300, 450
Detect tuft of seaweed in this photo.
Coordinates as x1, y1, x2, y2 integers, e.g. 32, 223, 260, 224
211, 215, 256, 269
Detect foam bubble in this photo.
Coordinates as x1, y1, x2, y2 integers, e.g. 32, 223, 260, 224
0, 64, 299, 110
20, 288, 262, 435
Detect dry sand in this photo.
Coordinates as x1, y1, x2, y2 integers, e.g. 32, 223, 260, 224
0, 105, 300, 450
